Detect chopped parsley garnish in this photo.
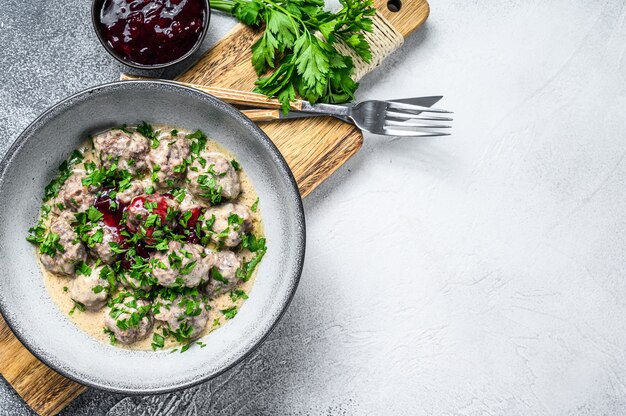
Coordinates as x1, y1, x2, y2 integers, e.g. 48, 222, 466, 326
116, 124, 133, 134
187, 130, 207, 156
43, 150, 84, 201
179, 211, 193, 227
103, 327, 117, 345
100, 265, 117, 290
251, 198, 259, 212
26, 226, 64, 256
211, 267, 229, 284
171, 187, 186, 203
75, 261, 92, 276
230, 159, 240, 171
215, 227, 231, 239
82, 162, 132, 189
151, 332, 165, 350
205, 214, 216, 231
179, 260, 197, 275
227, 213, 243, 227
220, 306, 238, 320
87, 206, 104, 222
230, 289, 248, 302
144, 200, 158, 211
196, 173, 223, 205
88, 227, 104, 247
69, 301, 86, 316
137, 121, 160, 148
241, 233, 266, 252
237, 234, 267, 282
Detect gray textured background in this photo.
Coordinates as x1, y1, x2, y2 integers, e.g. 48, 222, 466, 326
2, 0, 626, 415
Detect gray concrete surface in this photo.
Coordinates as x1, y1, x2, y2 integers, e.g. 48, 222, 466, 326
2, 0, 626, 414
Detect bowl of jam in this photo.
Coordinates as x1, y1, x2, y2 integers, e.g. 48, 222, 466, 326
92, 0, 210, 69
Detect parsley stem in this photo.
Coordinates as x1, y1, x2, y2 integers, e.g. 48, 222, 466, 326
210, 0, 235, 13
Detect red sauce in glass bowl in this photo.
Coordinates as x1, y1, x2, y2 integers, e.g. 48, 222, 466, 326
97, 0, 208, 67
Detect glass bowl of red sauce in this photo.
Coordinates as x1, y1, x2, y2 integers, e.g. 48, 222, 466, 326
92, 0, 210, 69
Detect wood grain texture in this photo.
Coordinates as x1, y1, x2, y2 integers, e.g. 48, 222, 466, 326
241, 109, 282, 121
0, 1, 429, 414
378, 0, 430, 38
0, 316, 86, 416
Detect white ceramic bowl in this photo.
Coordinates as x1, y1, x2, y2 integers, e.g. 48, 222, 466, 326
0, 81, 305, 393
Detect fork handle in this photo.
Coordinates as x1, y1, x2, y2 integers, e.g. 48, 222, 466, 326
241, 109, 281, 122
241, 103, 351, 120
299, 102, 351, 117
120, 74, 304, 111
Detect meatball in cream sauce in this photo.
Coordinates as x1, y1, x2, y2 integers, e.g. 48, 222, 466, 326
28, 124, 265, 351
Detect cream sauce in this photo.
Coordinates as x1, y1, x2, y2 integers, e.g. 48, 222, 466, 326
37, 126, 263, 350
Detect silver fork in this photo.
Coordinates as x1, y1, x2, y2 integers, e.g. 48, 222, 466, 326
242, 99, 453, 137
288, 100, 453, 137
274, 95, 442, 124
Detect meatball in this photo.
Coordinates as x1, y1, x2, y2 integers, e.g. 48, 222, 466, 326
40, 215, 87, 276
206, 250, 242, 294
56, 170, 96, 212
148, 134, 190, 187
104, 296, 153, 344
69, 266, 109, 311
150, 241, 210, 288
125, 194, 179, 234
154, 295, 210, 339
87, 224, 119, 264
202, 203, 252, 248
93, 129, 150, 175
116, 179, 149, 205
187, 152, 241, 203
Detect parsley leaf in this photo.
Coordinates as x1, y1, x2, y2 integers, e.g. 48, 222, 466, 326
151, 333, 165, 350
230, 289, 249, 302
75, 261, 92, 276
137, 122, 160, 148
220, 306, 238, 320
43, 150, 83, 201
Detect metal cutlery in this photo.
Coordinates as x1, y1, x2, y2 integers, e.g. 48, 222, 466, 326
243, 95, 443, 124
244, 100, 452, 137
120, 74, 452, 137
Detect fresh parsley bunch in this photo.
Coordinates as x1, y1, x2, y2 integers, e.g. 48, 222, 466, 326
211, 0, 376, 112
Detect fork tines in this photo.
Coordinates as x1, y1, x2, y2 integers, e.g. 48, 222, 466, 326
387, 102, 453, 114
384, 102, 453, 137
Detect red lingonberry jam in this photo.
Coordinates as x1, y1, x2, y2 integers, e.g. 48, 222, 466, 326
98, 0, 207, 66
94, 190, 127, 242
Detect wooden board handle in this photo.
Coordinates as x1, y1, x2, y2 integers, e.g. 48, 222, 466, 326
378, 1, 430, 38
0, 316, 85, 416
120, 74, 304, 111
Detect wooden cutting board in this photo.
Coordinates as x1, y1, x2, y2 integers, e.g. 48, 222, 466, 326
0, 1, 429, 414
